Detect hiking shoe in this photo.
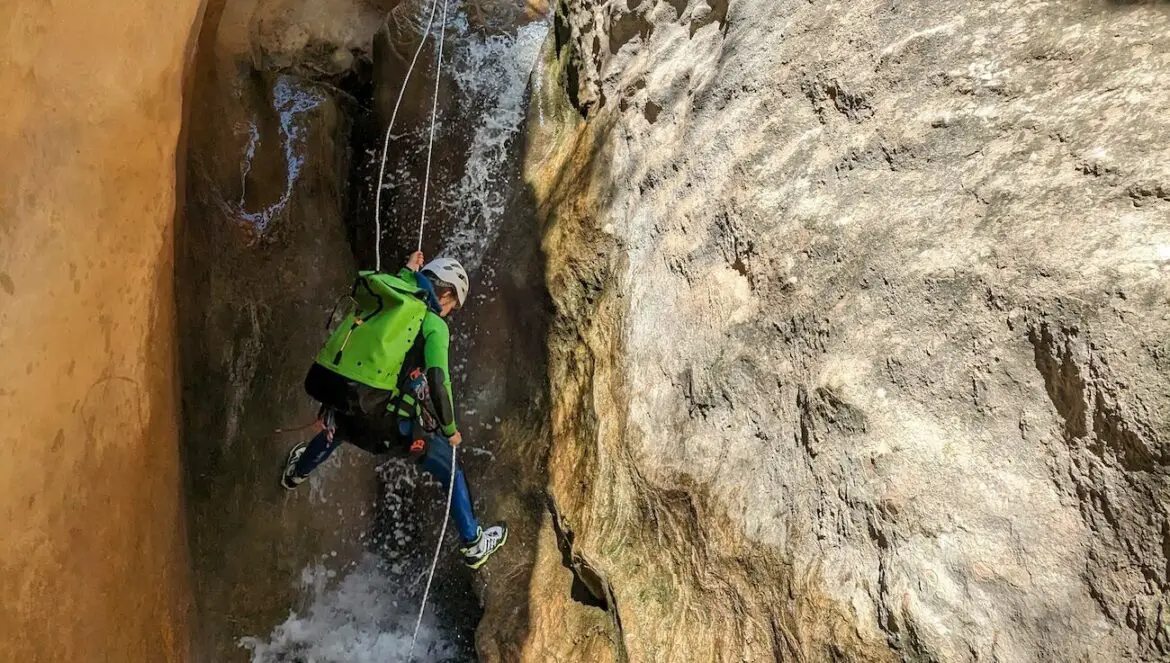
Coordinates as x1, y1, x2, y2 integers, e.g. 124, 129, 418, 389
280, 441, 310, 490
460, 524, 508, 569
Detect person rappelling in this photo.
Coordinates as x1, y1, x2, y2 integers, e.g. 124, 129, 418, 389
279, 250, 508, 570
280, 0, 504, 655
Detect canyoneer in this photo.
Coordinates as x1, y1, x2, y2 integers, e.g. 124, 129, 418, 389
280, 250, 507, 569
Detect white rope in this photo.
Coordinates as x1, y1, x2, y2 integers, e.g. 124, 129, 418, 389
415, 0, 452, 253
373, 0, 443, 272
407, 446, 458, 662
405, 2, 455, 658
370, 1, 458, 657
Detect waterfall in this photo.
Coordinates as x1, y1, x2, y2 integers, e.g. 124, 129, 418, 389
239, 11, 548, 663
441, 20, 550, 272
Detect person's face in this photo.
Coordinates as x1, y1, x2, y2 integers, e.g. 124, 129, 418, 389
439, 291, 460, 318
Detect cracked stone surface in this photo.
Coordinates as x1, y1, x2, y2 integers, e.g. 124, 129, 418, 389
489, 0, 1170, 660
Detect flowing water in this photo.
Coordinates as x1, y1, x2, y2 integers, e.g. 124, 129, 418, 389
239, 556, 455, 662
443, 20, 549, 272
238, 9, 549, 662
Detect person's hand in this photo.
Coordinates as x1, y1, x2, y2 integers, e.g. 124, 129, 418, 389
407, 251, 425, 272
447, 430, 462, 447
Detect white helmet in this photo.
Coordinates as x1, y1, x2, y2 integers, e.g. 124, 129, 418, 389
422, 257, 470, 307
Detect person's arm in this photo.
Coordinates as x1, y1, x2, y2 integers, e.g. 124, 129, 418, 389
422, 316, 459, 439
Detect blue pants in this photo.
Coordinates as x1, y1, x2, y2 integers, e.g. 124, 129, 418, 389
294, 420, 480, 543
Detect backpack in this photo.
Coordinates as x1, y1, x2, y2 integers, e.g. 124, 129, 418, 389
314, 271, 428, 392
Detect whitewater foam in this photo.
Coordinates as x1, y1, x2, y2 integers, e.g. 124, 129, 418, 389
239, 556, 455, 663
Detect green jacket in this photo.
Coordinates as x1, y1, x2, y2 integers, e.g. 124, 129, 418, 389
316, 268, 458, 436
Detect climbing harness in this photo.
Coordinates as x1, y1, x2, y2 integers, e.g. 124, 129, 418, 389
373, 0, 451, 271
369, 0, 459, 658
403, 367, 440, 434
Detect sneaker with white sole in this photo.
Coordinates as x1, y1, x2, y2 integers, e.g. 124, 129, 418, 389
460, 523, 508, 569
280, 441, 310, 490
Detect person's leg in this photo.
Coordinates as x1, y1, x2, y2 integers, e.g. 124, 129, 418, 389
419, 434, 480, 544
292, 428, 345, 477
282, 411, 350, 489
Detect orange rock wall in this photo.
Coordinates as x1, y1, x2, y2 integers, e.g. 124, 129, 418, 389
0, 1, 205, 660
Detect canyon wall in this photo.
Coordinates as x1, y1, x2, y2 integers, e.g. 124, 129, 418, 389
488, 0, 1170, 661
7, 0, 1168, 661
178, 0, 390, 658
0, 0, 204, 660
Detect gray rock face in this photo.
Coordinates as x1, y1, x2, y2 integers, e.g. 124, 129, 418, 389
523, 0, 1170, 660
178, 2, 383, 658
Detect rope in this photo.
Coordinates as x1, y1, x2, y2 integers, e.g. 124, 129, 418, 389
407, 445, 458, 662
373, 0, 443, 271
272, 420, 318, 435
405, 1, 455, 658
369, 0, 457, 656
415, 0, 451, 253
